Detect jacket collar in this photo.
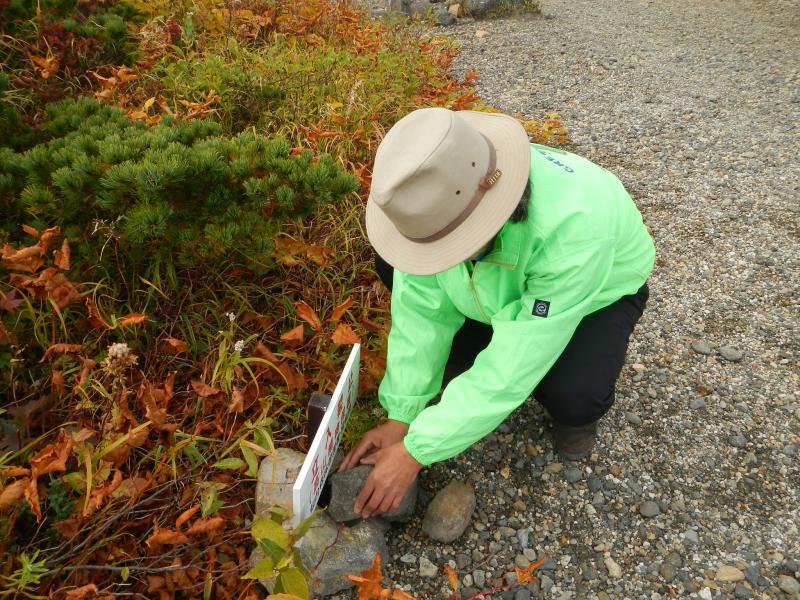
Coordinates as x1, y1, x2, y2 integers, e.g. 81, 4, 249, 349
475, 220, 523, 269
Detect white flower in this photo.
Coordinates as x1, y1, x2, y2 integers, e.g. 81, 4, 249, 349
234, 339, 245, 353
107, 342, 130, 359
226, 312, 236, 322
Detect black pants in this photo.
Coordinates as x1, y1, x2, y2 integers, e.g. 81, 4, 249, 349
375, 254, 649, 427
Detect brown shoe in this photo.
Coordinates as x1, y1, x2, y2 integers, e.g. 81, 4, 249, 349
553, 421, 598, 461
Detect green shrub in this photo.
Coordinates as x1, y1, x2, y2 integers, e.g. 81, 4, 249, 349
0, 97, 358, 273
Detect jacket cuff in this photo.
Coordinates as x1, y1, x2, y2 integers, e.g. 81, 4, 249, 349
403, 435, 433, 467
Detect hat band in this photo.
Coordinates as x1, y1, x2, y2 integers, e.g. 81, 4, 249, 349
403, 135, 501, 244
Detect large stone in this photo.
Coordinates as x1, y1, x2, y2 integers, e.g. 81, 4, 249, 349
255, 448, 306, 515
298, 512, 390, 597
716, 565, 745, 582
327, 465, 418, 523
421, 480, 476, 542
462, 0, 530, 16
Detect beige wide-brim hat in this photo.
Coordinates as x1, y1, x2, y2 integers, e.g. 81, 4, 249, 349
366, 108, 530, 276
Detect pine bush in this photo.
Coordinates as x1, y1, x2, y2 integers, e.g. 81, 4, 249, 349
0, 97, 358, 273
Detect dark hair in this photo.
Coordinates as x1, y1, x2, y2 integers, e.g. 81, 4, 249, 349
508, 179, 531, 223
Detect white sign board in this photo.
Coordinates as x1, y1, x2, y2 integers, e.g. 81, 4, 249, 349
292, 343, 360, 525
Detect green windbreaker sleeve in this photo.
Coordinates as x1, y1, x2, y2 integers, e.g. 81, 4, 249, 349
403, 227, 616, 465
378, 269, 466, 424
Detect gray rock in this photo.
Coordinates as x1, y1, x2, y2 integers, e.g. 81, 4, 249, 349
565, 467, 582, 483
516, 528, 530, 548
734, 583, 752, 599
328, 465, 417, 523
400, 553, 417, 564
472, 569, 486, 588
255, 448, 306, 515
729, 433, 747, 448
691, 340, 714, 355
639, 500, 661, 518
419, 555, 438, 578
421, 480, 476, 542
778, 575, 800, 594
297, 513, 389, 597
437, 9, 456, 26
690, 398, 707, 409
540, 574, 554, 593
683, 529, 700, 544
625, 411, 642, 425
515, 589, 532, 600
719, 345, 744, 362
587, 476, 603, 492
463, 0, 531, 16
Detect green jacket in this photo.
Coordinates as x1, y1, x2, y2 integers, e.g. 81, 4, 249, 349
379, 144, 656, 466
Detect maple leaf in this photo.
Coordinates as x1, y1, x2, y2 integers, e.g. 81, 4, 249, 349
331, 323, 360, 345
347, 553, 391, 600
145, 528, 190, 548
280, 324, 305, 347
329, 296, 353, 322
294, 301, 322, 330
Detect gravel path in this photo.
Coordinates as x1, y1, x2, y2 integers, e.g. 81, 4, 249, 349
344, 2, 800, 598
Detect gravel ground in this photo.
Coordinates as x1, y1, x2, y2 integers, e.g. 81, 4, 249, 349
340, 1, 800, 598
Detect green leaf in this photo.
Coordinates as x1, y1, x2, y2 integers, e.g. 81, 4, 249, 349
212, 457, 246, 470
240, 441, 258, 478
268, 505, 289, 523
242, 557, 275, 580
252, 517, 290, 548
292, 547, 309, 579
259, 538, 287, 565
274, 567, 309, 600
120, 566, 130, 582
291, 510, 319, 543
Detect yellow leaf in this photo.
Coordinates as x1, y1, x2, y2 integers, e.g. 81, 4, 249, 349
143, 96, 156, 110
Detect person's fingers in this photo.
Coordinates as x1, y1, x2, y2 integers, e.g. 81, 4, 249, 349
376, 492, 395, 516
340, 437, 376, 472
353, 477, 375, 514
359, 452, 379, 465
362, 486, 386, 519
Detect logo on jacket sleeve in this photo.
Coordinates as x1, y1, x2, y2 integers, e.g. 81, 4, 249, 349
532, 300, 550, 318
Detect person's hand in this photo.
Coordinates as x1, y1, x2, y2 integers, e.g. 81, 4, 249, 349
338, 420, 409, 472
354, 441, 422, 518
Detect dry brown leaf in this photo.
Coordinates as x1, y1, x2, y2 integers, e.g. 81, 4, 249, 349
227, 388, 245, 413
279, 363, 308, 395
24, 477, 42, 521
0, 467, 30, 478
1, 242, 44, 272
82, 469, 123, 517
190, 380, 221, 398
305, 244, 334, 266
253, 342, 279, 363
185, 516, 225, 536
0, 289, 23, 312
65, 583, 98, 600
21, 224, 39, 238
53, 237, 70, 270
499, 466, 510, 479
162, 337, 187, 354
294, 301, 322, 330
330, 296, 353, 322
77, 356, 97, 387
331, 323, 360, 345
40, 343, 83, 363
175, 504, 201, 529
145, 528, 190, 548
51, 370, 65, 396
139, 377, 178, 432
280, 324, 305, 347
118, 313, 147, 328
38, 226, 61, 252
443, 564, 459, 590
111, 476, 151, 499
0, 478, 28, 511
11, 267, 81, 308
0, 322, 11, 346
29, 430, 73, 477
85, 297, 111, 330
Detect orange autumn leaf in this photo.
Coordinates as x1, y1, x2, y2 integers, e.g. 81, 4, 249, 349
118, 313, 147, 328
175, 504, 201, 529
29, 430, 73, 478
22, 224, 39, 238
305, 244, 334, 266
1, 243, 44, 272
54, 238, 70, 270
443, 564, 459, 590
145, 528, 190, 548
83, 469, 123, 517
0, 467, 30, 478
331, 323, 360, 345
162, 337, 187, 354
65, 583, 98, 600
185, 516, 225, 536
280, 324, 305, 346
329, 296, 353, 322
346, 553, 390, 600
294, 300, 322, 330
0, 478, 28, 511
85, 297, 111, 330
191, 380, 221, 398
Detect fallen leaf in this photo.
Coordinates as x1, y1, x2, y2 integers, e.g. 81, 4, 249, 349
305, 244, 334, 266
65, 583, 98, 600
227, 388, 245, 413
444, 564, 459, 590
40, 343, 83, 362
22, 224, 39, 238
83, 469, 123, 517
499, 466, 510, 479
0, 322, 11, 345
118, 313, 147, 328
0, 467, 30, 478
331, 323, 360, 345
329, 296, 353, 322
53, 238, 70, 270
185, 516, 225, 536
294, 301, 322, 330
162, 337, 187, 354
175, 504, 201, 529
51, 370, 65, 396
1, 242, 44, 272
280, 324, 305, 346
29, 430, 73, 477
191, 380, 222, 398
145, 528, 190, 548
0, 478, 28, 511
347, 553, 387, 600
85, 297, 111, 330
0, 290, 23, 312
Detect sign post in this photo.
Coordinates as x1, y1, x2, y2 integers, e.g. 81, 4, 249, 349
292, 344, 360, 525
